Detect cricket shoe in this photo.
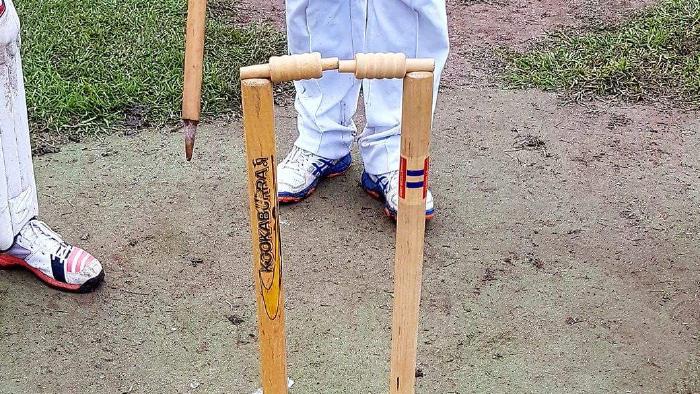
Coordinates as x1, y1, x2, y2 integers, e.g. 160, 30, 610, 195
277, 146, 352, 203
0, 219, 104, 293
361, 170, 434, 220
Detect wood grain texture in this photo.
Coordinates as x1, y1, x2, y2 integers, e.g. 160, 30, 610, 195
182, 0, 207, 121
355, 53, 407, 79
269, 53, 322, 82
240, 53, 338, 82
389, 71, 434, 394
240, 53, 433, 82
242, 79, 288, 393
338, 55, 435, 78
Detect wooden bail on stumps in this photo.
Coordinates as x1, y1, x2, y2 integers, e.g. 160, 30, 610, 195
269, 53, 322, 82
240, 52, 434, 82
240, 52, 339, 82
356, 52, 406, 79
338, 53, 436, 79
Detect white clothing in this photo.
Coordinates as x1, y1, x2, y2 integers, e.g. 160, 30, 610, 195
0, 0, 38, 250
286, 0, 449, 174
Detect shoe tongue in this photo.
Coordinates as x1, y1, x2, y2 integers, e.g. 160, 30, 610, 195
287, 147, 328, 174
294, 149, 321, 172
18, 220, 63, 252
290, 147, 309, 164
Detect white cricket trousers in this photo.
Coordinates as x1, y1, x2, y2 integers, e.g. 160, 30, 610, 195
0, 0, 38, 250
286, 0, 449, 175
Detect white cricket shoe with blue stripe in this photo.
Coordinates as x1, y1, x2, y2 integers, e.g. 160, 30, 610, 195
361, 170, 434, 220
0, 219, 104, 292
277, 146, 352, 203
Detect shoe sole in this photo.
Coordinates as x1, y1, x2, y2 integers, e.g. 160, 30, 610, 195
362, 187, 434, 221
0, 254, 105, 293
278, 167, 349, 204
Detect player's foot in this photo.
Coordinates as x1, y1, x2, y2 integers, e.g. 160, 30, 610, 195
277, 146, 352, 203
361, 170, 434, 220
0, 219, 104, 293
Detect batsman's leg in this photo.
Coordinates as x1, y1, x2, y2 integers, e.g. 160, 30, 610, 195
0, 0, 104, 293
359, 0, 448, 175
285, 0, 364, 160
0, 0, 39, 249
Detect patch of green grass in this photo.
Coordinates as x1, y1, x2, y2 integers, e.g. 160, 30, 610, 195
503, 0, 700, 106
16, 0, 285, 136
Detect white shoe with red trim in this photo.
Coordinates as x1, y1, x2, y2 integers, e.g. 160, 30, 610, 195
0, 219, 104, 292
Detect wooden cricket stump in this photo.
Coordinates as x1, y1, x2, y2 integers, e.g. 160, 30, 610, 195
240, 53, 434, 394
242, 78, 288, 393
181, 0, 207, 161
389, 71, 433, 394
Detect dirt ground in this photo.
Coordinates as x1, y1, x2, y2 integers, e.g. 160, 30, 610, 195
1, 0, 699, 393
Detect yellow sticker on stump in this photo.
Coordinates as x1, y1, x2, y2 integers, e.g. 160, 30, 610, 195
252, 157, 282, 320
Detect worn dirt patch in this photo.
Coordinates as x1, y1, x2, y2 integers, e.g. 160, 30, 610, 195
1, 88, 698, 392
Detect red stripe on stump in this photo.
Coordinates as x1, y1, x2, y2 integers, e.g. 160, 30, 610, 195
399, 157, 407, 199
423, 158, 430, 199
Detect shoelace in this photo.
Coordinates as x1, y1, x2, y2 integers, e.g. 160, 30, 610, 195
283, 147, 333, 175
375, 171, 399, 195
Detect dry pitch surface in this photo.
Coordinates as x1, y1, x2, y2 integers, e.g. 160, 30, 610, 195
1, 0, 699, 392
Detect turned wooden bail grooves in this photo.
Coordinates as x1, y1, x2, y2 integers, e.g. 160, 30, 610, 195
270, 53, 324, 82
337, 56, 435, 79
342, 53, 408, 79
240, 53, 339, 82
240, 52, 435, 82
